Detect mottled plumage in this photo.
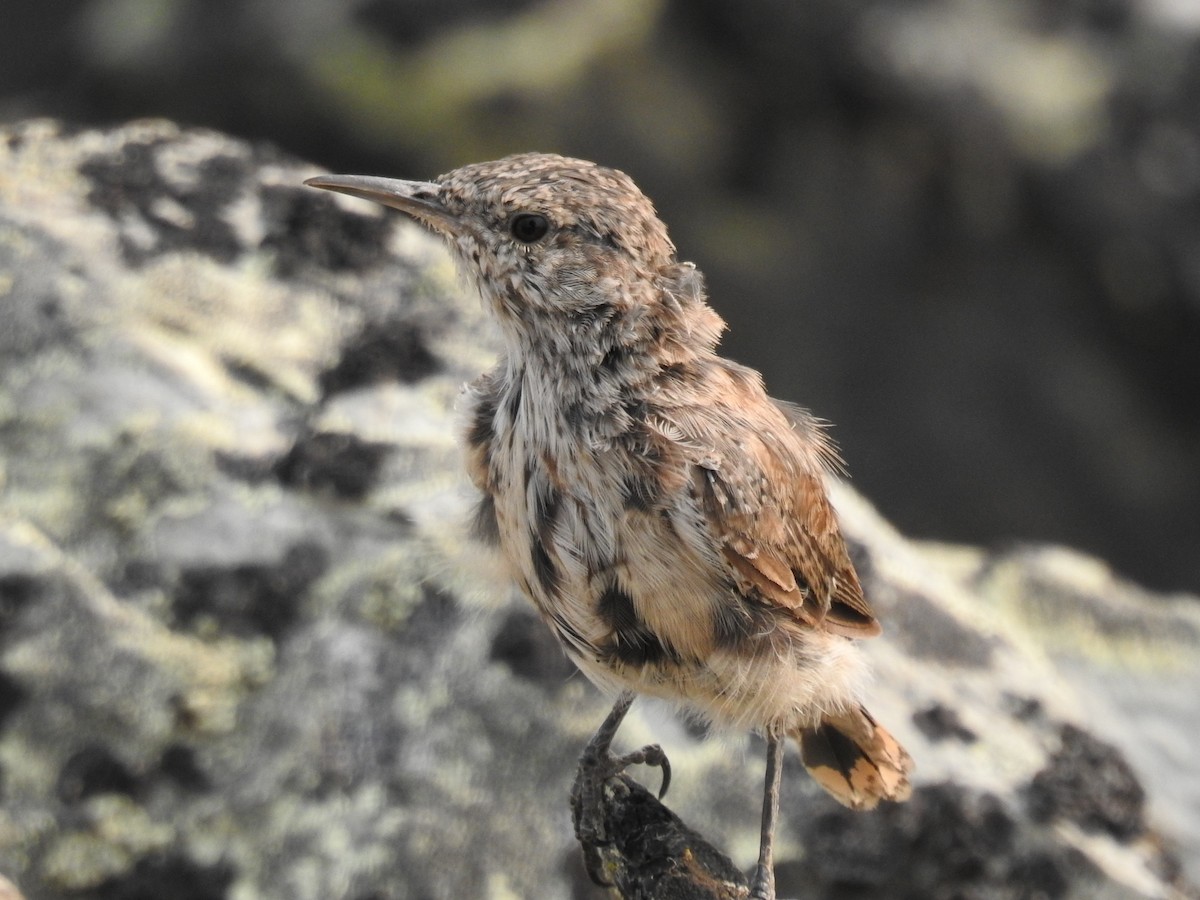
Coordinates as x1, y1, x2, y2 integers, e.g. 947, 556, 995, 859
306, 154, 912, 898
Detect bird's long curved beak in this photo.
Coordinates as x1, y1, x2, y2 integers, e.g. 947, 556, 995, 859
304, 174, 457, 236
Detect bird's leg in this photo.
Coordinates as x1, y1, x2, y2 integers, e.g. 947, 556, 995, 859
749, 730, 785, 900
572, 690, 671, 844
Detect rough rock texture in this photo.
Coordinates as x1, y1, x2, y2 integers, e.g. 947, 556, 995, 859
0, 120, 1196, 900
572, 775, 750, 899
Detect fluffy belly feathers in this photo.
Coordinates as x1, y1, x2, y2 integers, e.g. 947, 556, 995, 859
485, 437, 869, 733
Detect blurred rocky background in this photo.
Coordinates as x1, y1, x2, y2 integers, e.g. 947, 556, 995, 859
2, 0, 1198, 595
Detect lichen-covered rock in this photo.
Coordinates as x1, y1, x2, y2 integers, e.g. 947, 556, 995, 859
0, 120, 1196, 900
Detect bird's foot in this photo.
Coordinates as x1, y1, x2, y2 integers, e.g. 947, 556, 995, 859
571, 692, 671, 845
747, 863, 775, 900
573, 741, 671, 844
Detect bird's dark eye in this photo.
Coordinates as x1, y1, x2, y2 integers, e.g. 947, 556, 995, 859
509, 213, 550, 243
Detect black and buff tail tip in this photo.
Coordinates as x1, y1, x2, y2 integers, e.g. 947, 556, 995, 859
797, 712, 913, 811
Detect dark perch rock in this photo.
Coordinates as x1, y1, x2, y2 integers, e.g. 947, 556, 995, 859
573, 774, 749, 900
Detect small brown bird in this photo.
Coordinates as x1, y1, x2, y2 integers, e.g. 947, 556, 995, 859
307, 154, 912, 899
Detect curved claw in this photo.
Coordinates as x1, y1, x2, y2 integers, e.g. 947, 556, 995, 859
611, 743, 672, 799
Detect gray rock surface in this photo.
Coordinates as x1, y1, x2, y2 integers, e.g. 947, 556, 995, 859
0, 120, 1196, 899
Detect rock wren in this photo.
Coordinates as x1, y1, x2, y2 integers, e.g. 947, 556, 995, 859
306, 154, 912, 899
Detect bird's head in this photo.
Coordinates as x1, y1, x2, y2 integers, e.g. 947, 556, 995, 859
307, 154, 680, 324
307, 153, 727, 373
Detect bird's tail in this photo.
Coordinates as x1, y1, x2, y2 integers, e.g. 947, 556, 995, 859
794, 706, 913, 810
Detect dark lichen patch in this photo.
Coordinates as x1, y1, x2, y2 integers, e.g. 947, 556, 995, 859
489, 606, 576, 684
781, 784, 1085, 899
1004, 693, 1045, 722
157, 744, 210, 793
912, 703, 977, 743
212, 450, 277, 484
0, 574, 41, 637
92, 852, 235, 900
173, 541, 329, 641
111, 559, 165, 595
273, 431, 392, 501
260, 183, 393, 277
396, 584, 460, 651
57, 745, 140, 804
0, 221, 89, 360
318, 319, 440, 396
220, 355, 276, 392
1027, 724, 1146, 841
882, 586, 997, 667
79, 140, 247, 266
1007, 852, 1072, 899
79, 138, 168, 219
0, 671, 28, 731
383, 507, 415, 531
